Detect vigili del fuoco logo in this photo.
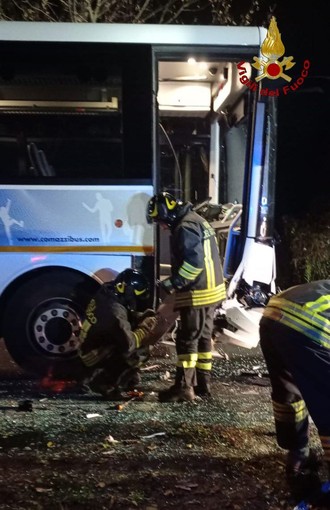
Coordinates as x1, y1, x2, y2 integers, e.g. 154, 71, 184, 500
237, 17, 310, 97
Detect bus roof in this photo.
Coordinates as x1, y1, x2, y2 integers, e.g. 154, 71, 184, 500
0, 21, 266, 47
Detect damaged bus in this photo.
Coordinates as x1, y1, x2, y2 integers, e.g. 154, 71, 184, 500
0, 21, 276, 378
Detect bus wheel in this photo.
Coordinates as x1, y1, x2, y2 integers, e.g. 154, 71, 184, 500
2, 268, 101, 380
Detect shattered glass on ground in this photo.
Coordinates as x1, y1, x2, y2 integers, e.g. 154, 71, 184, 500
0, 344, 326, 509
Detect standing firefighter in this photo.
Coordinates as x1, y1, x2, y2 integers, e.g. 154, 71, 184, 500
259, 280, 330, 504
78, 268, 157, 398
147, 192, 226, 402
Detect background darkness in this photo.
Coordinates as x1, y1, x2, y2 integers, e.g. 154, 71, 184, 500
272, 0, 329, 218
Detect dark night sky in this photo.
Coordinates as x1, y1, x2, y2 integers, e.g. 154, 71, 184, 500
270, 0, 329, 217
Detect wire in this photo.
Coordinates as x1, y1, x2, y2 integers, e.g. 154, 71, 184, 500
159, 122, 183, 199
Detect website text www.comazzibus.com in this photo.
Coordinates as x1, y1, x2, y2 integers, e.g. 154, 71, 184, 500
16, 235, 100, 243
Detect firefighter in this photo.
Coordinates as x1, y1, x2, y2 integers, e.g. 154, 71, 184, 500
259, 279, 330, 503
146, 191, 226, 402
78, 268, 157, 398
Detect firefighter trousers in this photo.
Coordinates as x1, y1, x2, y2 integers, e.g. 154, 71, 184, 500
260, 316, 330, 460
175, 305, 215, 389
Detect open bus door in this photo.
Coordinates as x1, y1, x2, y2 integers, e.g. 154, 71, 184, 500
156, 53, 277, 350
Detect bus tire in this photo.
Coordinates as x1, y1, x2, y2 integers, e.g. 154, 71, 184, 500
2, 267, 101, 380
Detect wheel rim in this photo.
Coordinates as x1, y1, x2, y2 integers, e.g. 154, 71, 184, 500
31, 299, 81, 357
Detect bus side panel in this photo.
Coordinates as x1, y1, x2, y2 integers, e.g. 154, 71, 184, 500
0, 184, 153, 250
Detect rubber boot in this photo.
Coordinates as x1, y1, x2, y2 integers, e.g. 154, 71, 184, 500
286, 447, 322, 503
195, 370, 212, 398
158, 367, 196, 402
83, 368, 123, 400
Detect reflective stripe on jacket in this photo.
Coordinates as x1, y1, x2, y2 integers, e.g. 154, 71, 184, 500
78, 290, 146, 367
263, 280, 330, 347
169, 208, 226, 308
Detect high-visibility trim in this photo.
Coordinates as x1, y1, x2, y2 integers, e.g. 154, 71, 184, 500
149, 202, 158, 218
178, 261, 203, 280
269, 297, 330, 333
79, 320, 92, 343
134, 288, 147, 296
176, 352, 198, 368
180, 360, 196, 368
196, 361, 212, 370
204, 238, 215, 289
178, 353, 199, 361
190, 285, 226, 297
198, 351, 213, 360
116, 282, 125, 293
264, 296, 330, 347
272, 399, 308, 423
133, 329, 144, 348
165, 196, 177, 210
305, 295, 330, 313
0, 245, 154, 253
175, 282, 226, 307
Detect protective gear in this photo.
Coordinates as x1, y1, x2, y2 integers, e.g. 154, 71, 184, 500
195, 370, 212, 397
78, 268, 154, 398
137, 315, 158, 334
134, 308, 156, 322
146, 192, 185, 227
112, 268, 150, 311
165, 207, 226, 307
286, 448, 320, 479
152, 196, 225, 403
158, 367, 196, 403
259, 279, 330, 501
158, 360, 198, 402
158, 385, 196, 403
159, 278, 175, 295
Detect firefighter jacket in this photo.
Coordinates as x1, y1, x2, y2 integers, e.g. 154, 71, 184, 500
78, 286, 154, 368
262, 279, 330, 348
162, 206, 226, 309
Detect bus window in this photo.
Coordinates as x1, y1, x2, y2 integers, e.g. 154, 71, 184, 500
0, 42, 152, 182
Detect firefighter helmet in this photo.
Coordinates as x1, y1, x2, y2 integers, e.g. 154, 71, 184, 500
114, 269, 150, 306
146, 192, 184, 227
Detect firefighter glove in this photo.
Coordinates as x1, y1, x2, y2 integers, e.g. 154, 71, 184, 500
159, 278, 175, 295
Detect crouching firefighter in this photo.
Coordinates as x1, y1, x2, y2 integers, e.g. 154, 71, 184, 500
146, 192, 226, 402
78, 268, 158, 399
259, 279, 330, 504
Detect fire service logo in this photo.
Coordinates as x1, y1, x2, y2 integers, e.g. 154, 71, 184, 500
237, 17, 310, 96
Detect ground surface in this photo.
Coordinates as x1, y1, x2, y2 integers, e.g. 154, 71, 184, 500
0, 343, 328, 510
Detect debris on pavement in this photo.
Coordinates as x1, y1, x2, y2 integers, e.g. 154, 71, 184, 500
140, 432, 166, 440
0, 346, 327, 510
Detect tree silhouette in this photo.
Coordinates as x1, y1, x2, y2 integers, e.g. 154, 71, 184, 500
0, 0, 274, 25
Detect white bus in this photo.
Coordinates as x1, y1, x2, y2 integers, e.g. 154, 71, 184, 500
0, 21, 277, 378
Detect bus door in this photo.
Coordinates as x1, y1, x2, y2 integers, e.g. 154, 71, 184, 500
154, 50, 255, 279
154, 50, 277, 349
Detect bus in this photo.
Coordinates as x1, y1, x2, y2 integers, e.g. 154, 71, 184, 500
0, 21, 277, 379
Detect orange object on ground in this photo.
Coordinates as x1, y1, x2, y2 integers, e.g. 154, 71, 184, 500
116, 390, 144, 411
